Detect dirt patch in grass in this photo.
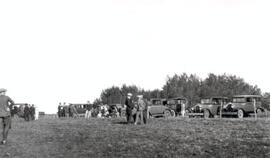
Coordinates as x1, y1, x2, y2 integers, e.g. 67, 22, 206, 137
0, 117, 269, 158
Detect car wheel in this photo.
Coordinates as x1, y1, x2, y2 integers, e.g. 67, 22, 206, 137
203, 109, 210, 118
170, 110, 176, 117
164, 110, 171, 118
237, 109, 244, 118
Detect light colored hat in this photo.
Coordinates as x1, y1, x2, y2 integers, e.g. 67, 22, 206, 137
137, 95, 143, 98
127, 93, 132, 96
0, 88, 7, 93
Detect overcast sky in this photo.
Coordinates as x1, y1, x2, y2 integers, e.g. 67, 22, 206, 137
0, 0, 269, 114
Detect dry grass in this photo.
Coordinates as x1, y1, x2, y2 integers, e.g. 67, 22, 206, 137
0, 117, 269, 158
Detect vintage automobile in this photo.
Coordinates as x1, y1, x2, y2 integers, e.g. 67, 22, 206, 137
70, 103, 92, 117
165, 97, 187, 116
222, 95, 265, 118
148, 98, 175, 118
188, 97, 229, 118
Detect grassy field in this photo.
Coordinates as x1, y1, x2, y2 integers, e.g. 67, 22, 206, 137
0, 117, 269, 158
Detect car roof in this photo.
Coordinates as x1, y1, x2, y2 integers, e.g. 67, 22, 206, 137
233, 95, 261, 98
70, 103, 92, 105
150, 98, 166, 101
201, 96, 228, 99
168, 97, 187, 100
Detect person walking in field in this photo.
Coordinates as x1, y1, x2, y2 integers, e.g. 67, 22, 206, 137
0, 88, 14, 145
125, 93, 134, 124
134, 95, 146, 125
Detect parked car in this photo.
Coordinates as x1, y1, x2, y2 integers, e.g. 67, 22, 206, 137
188, 97, 229, 118
222, 95, 265, 118
165, 97, 187, 116
70, 103, 92, 117
148, 98, 175, 118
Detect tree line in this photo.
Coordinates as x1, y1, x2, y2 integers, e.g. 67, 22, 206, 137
93, 73, 269, 110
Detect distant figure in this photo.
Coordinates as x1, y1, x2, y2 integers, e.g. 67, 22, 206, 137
181, 102, 186, 117
30, 104, 35, 120
63, 103, 69, 117
69, 105, 74, 118
85, 104, 92, 119
18, 104, 25, 118
135, 95, 146, 125
0, 88, 14, 145
11, 105, 19, 118
125, 93, 134, 124
143, 99, 149, 124
69, 105, 79, 118
34, 105, 39, 120
24, 104, 31, 121
58, 103, 62, 118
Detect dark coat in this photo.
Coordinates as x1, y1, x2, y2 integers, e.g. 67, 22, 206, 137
125, 98, 134, 110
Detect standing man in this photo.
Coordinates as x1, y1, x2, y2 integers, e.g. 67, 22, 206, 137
0, 88, 14, 145
181, 101, 186, 117
63, 103, 69, 117
85, 104, 92, 119
142, 99, 149, 124
135, 95, 146, 125
24, 104, 30, 121
30, 104, 35, 120
125, 93, 134, 124
34, 105, 39, 120
58, 103, 62, 118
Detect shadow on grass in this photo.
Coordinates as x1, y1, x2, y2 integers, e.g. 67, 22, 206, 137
111, 121, 130, 125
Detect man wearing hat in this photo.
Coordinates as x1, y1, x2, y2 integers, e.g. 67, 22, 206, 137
0, 88, 14, 145
125, 93, 134, 124
134, 95, 146, 125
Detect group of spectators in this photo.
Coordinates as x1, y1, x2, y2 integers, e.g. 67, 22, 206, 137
11, 104, 38, 121
57, 103, 79, 118
85, 104, 120, 119
125, 93, 148, 125
57, 94, 148, 123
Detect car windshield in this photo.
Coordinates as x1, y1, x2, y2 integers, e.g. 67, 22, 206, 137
152, 100, 161, 105
201, 99, 211, 104
167, 99, 185, 104
167, 100, 176, 104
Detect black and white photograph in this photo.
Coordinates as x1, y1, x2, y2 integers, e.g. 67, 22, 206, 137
0, 0, 270, 157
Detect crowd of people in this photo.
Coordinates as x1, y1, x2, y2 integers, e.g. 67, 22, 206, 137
11, 104, 38, 121
57, 93, 148, 125
0, 87, 149, 145
58, 103, 121, 119
57, 103, 79, 118
85, 104, 120, 119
